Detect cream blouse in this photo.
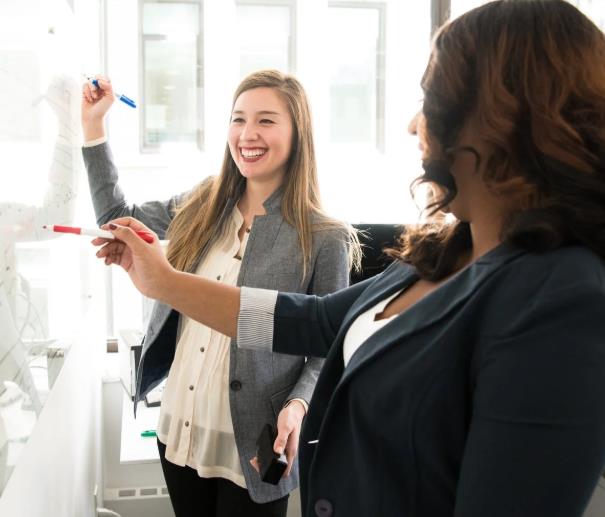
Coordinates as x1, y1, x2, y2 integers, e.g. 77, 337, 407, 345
156, 206, 249, 488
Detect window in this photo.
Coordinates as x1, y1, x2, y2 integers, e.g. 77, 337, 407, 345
236, 0, 296, 78
140, 0, 204, 151
328, 2, 386, 150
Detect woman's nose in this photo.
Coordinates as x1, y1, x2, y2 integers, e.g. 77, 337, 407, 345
408, 111, 420, 135
240, 123, 258, 141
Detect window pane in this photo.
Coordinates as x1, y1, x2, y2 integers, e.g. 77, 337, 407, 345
142, 2, 202, 149
328, 6, 381, 147
236, 4, 292, 77
143, 38, 198, 145
319, 2, 430, 224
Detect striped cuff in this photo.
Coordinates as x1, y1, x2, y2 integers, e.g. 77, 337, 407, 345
83, 136, 108, 148
237, 287, 278, 352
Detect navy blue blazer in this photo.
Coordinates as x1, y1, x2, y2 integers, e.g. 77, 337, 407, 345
272, 244, 605, 517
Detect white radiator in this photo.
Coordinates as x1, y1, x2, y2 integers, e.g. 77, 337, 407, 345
101, 486, 174, 517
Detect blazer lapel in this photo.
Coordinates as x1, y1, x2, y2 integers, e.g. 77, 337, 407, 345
320, 262, 417, 353
339, 243, 525, 385
239, 190, 285, 275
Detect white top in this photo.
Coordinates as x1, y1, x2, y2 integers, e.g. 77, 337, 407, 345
157, 206, 249, 488
342, 289, 403, 367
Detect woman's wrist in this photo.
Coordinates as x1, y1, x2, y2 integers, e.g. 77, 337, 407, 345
284, 398, 307, 419
82, 120, 106, 141
157, 268, 184, 306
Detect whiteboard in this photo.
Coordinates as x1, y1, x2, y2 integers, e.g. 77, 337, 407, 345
0, 0, 83, 496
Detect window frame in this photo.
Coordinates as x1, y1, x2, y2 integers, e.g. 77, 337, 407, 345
432, 0, 450, 32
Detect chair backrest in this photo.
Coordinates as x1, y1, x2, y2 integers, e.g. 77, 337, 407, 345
350, 223, 403, 285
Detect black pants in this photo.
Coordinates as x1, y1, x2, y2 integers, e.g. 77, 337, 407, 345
158, 439, 289, 517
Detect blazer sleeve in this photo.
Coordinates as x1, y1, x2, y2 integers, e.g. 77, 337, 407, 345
454, 280, 605, 517
286, 229, 351, 405
238, 273, 375, 359
82, 142, 187, 238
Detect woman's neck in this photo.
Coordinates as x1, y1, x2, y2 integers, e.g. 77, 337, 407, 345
237, 178, 282, 218
468, 211, 505, 263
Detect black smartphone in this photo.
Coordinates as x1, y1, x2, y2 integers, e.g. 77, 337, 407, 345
256, 424, 288, 485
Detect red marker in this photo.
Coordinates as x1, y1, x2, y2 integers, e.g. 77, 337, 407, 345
43, 224, 154, 243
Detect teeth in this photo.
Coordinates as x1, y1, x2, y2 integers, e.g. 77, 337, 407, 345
241, 148, 266, 158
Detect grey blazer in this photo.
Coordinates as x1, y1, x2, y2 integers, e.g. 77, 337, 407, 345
82, 142, 350, 503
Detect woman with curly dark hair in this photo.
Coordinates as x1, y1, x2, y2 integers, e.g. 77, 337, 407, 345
93, 1, 605, 515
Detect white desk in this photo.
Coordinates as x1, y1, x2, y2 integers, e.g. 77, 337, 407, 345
120, 393, 161, 464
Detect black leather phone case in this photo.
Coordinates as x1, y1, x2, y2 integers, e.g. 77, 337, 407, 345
256, 423, 288, 485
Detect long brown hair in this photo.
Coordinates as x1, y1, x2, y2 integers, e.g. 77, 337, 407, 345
389, 0, 605, 280
166, 69, 360, 277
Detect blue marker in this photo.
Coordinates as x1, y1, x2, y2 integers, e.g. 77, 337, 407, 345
90, 78, 137, 109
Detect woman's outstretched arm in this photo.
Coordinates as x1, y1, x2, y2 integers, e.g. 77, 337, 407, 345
94, 216, 377, 356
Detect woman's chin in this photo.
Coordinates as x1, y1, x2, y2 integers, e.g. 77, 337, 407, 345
236, 166, 260, 179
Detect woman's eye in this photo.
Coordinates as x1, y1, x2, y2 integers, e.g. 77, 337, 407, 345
231, 117, 244, 124
260, 119, 274, 124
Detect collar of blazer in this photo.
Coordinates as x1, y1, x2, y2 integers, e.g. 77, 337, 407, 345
223, 184, 285, 216
337, 242, 525, 385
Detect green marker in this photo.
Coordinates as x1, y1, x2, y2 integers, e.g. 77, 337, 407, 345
141, 429, 157, 438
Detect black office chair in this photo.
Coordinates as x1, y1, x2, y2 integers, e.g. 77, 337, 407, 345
350, 224, 403, 285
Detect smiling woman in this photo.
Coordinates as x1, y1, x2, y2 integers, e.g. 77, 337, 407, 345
81, 69, 360, 517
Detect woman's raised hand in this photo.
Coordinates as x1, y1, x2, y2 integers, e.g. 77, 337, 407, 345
81, 75, 115, 140
92, 217, 174, 301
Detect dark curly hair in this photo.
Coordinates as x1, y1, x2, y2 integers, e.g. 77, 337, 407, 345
388, 0, 605, 280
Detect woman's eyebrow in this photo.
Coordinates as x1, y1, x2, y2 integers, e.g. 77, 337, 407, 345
232, 110, 281, 116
